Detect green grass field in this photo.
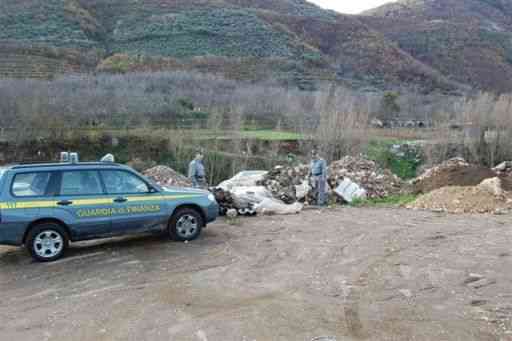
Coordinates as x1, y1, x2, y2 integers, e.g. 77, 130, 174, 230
76, 127, 306, 141
350, 194, 417, 207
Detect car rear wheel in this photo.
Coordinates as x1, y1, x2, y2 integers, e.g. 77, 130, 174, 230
169, 208, 203, 242
26, 223, 69, 262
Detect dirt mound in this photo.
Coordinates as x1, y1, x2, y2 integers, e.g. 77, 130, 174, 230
412, 158, 496, 194
408, 178, 511, 214
143, 165, 192, 187
328, 156, 404, 199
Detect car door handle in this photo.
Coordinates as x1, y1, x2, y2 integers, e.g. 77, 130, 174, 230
57, 200, 73, 206
114, 197, 128, 203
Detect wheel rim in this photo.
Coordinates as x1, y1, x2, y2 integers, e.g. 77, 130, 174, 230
33, 230, 64, 259
176, 214, 199, 239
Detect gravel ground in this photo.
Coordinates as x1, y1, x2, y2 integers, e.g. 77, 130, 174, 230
1, 208, 512, 341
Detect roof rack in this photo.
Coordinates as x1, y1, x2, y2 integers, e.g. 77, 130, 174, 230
11, 162, 122, 169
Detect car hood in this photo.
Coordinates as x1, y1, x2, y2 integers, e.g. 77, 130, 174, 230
162, 186, 209, 195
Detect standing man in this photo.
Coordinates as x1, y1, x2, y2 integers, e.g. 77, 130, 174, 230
189, 150, 207, 189
309, 149, 328, 206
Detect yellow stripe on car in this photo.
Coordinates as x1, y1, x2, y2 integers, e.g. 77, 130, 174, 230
0, 194, 203, 210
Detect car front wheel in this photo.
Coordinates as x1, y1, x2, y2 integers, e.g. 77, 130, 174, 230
169, 208, 203, 242
26, 223, 69, 262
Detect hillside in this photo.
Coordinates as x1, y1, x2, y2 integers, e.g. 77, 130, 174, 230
0, 0, 458, 92
362, 0, 512, 92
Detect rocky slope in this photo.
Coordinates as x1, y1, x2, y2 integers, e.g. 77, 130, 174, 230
362, 0, 512, 92
0, 0, 458, 91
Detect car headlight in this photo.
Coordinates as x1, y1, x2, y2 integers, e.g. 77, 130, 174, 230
208, 193, 216, 202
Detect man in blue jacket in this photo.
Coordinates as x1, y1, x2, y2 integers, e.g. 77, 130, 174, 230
309, 149, 328, 206
189, 150, 207, 188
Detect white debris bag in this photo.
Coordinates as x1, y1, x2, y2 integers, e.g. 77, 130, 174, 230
254, 198, 303, 215
217, 171, 268, 191
295, 180, 312, 201
335, 178, 367, 203
230, 186, 273, 208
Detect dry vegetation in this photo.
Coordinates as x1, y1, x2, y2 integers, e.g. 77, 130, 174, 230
1, 68, 512, 183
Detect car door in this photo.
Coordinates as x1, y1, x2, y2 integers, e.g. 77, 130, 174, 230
100, 169, 168, 233
54, 170, 113, 240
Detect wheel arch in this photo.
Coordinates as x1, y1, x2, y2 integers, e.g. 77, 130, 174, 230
23, 218, 72, 244
171, 204, 206, 225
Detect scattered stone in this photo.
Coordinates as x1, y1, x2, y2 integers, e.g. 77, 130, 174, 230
464, 274, 485, 285
399, 289, 413, 298
143, 165, 192, 187
226, 209, 238, 219
470, 299, 488, 306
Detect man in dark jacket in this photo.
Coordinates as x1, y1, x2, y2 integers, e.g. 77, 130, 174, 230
309, 149, 327, 206
188, 150, 207, 188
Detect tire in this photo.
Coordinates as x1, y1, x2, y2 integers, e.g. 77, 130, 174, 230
168, 208, 204, 242
26, 223, 69, 262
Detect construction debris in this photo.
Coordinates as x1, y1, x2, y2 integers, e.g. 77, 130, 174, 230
254, 198, 303, 215
407, 177, 511, 214
212, 186, 274, 216
217, 171, 268, 191
226, 209, 238, 219
257, 164, 313, 204
334, 178, 367, 203
328, 156, 403, 199
492, 161, 512, 174
211, 187, 237, 215
143, 165, 192, 187
231, 186, 273, 216
411, 157, 495, 194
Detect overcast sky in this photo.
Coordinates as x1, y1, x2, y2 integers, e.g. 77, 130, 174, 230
308, 0, 395, 14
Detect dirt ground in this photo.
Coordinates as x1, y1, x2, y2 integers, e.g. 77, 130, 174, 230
1, 208, 512, 341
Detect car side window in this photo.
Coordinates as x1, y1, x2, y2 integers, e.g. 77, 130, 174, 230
12, 172, 52, 197
101, 170, 149, 195
60, 171, 103, 196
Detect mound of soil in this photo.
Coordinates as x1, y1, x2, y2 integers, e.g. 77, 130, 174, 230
408, 178, 511, 214
412, 158, 496, 194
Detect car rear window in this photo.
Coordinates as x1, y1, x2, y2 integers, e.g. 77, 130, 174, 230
60, 171, 103, 196
12, 172, 52, 197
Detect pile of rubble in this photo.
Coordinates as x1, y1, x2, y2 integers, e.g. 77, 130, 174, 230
143, 165, 192, 187
211, 187, 237, 215
493, 161, 512, 175
328, 156, 404, 199
257, 164, 313, 204
408, 177, 512, 214
411, 157, 495, 194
